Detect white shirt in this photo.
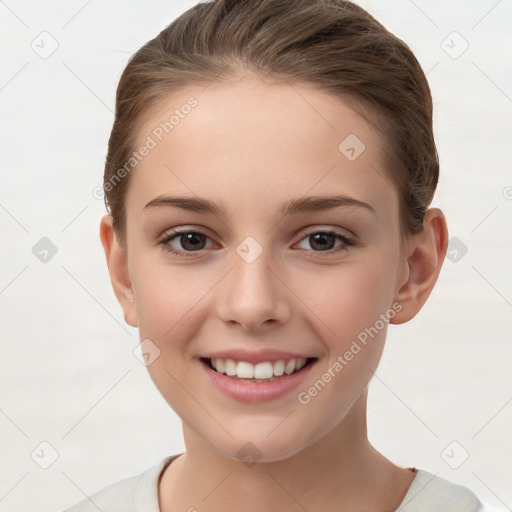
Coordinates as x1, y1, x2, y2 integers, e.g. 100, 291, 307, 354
62, 454, 493, 512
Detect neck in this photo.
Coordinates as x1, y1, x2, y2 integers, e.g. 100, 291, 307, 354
159, 391, 414, 512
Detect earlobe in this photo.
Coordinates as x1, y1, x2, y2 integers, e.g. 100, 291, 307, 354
390, 208, 449, 325
99, 214, 138, 328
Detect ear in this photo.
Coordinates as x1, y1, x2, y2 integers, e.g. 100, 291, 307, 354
390, 208, 449, 325
99, 214, 138, 328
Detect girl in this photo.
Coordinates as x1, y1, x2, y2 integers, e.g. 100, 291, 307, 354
65, 0, 488, 510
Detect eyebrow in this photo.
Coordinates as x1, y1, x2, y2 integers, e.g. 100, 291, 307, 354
143, 194, 376, 219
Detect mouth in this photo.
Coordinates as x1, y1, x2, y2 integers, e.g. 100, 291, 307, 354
199, 356, 318, 383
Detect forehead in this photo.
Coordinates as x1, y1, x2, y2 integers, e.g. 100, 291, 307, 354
127, 75, 396, 220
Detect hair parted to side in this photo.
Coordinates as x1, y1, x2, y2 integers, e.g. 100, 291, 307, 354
103, 0, 439, 250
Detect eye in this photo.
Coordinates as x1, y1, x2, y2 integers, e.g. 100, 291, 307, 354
158, 228, 356, 258
295, 230, 355, 254
158, 229, 214, 256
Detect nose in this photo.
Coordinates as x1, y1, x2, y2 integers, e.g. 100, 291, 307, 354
216, 248, 291, 332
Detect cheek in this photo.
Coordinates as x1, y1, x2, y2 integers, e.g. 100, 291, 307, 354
129, 259, 213, 413
292, 260, 396, 419
292, 255, 399, 343
130, 256, 212, 345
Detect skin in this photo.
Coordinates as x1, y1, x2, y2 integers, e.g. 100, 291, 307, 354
100, 74, 448, 511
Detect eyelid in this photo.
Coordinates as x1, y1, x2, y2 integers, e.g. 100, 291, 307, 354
293, 228, 355, 252
296, 224, 355, 240
156, 227, 216, 256
158, 225, 357, 259
158, 226, 353, 244
162, 227, 214, 240
158, 225, 216, 243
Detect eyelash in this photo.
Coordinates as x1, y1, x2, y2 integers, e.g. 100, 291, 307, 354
157, 228, 356, 258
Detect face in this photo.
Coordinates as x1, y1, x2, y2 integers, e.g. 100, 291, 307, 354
117, 75, 410, 462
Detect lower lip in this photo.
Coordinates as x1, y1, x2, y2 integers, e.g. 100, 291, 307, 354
199, 358, 317, 403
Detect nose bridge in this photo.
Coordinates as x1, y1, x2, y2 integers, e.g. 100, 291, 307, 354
216, 239, 290, 331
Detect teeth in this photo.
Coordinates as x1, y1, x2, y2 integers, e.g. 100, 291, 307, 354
237, 361, 255, 379
284, 360, 296, 375
225, 359, 237, 376
273, 360, 285, 376
215, 359, 225, 374
254, 362, 273, 379
210, 357, 309, 379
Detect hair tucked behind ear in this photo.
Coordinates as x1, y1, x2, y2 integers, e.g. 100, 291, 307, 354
104, 0, 438, 249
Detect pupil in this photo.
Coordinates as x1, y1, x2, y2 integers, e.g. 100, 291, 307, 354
310, 233, 335, 251
181, 233, 205, 251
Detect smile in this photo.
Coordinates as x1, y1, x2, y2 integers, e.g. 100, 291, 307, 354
200, 357, 317, 382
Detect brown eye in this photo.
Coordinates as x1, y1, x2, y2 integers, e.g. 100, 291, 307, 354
296, 230, 355, 254
177, 232, 207, 251
159, 230, 214, 256
308, 233, 336, 251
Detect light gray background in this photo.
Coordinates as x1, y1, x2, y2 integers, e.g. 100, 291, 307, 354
0, 1, 511, 511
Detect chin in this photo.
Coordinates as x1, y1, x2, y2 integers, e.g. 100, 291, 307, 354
211, 433, 310, 466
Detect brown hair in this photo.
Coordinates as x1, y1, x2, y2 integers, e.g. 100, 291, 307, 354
103, 0, 438, 249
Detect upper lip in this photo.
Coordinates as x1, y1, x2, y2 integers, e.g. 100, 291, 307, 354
200, 349, 317, 365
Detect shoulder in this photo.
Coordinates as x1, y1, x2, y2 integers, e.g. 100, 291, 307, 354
62, 455, 178, 512
396, 469, 483, 512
